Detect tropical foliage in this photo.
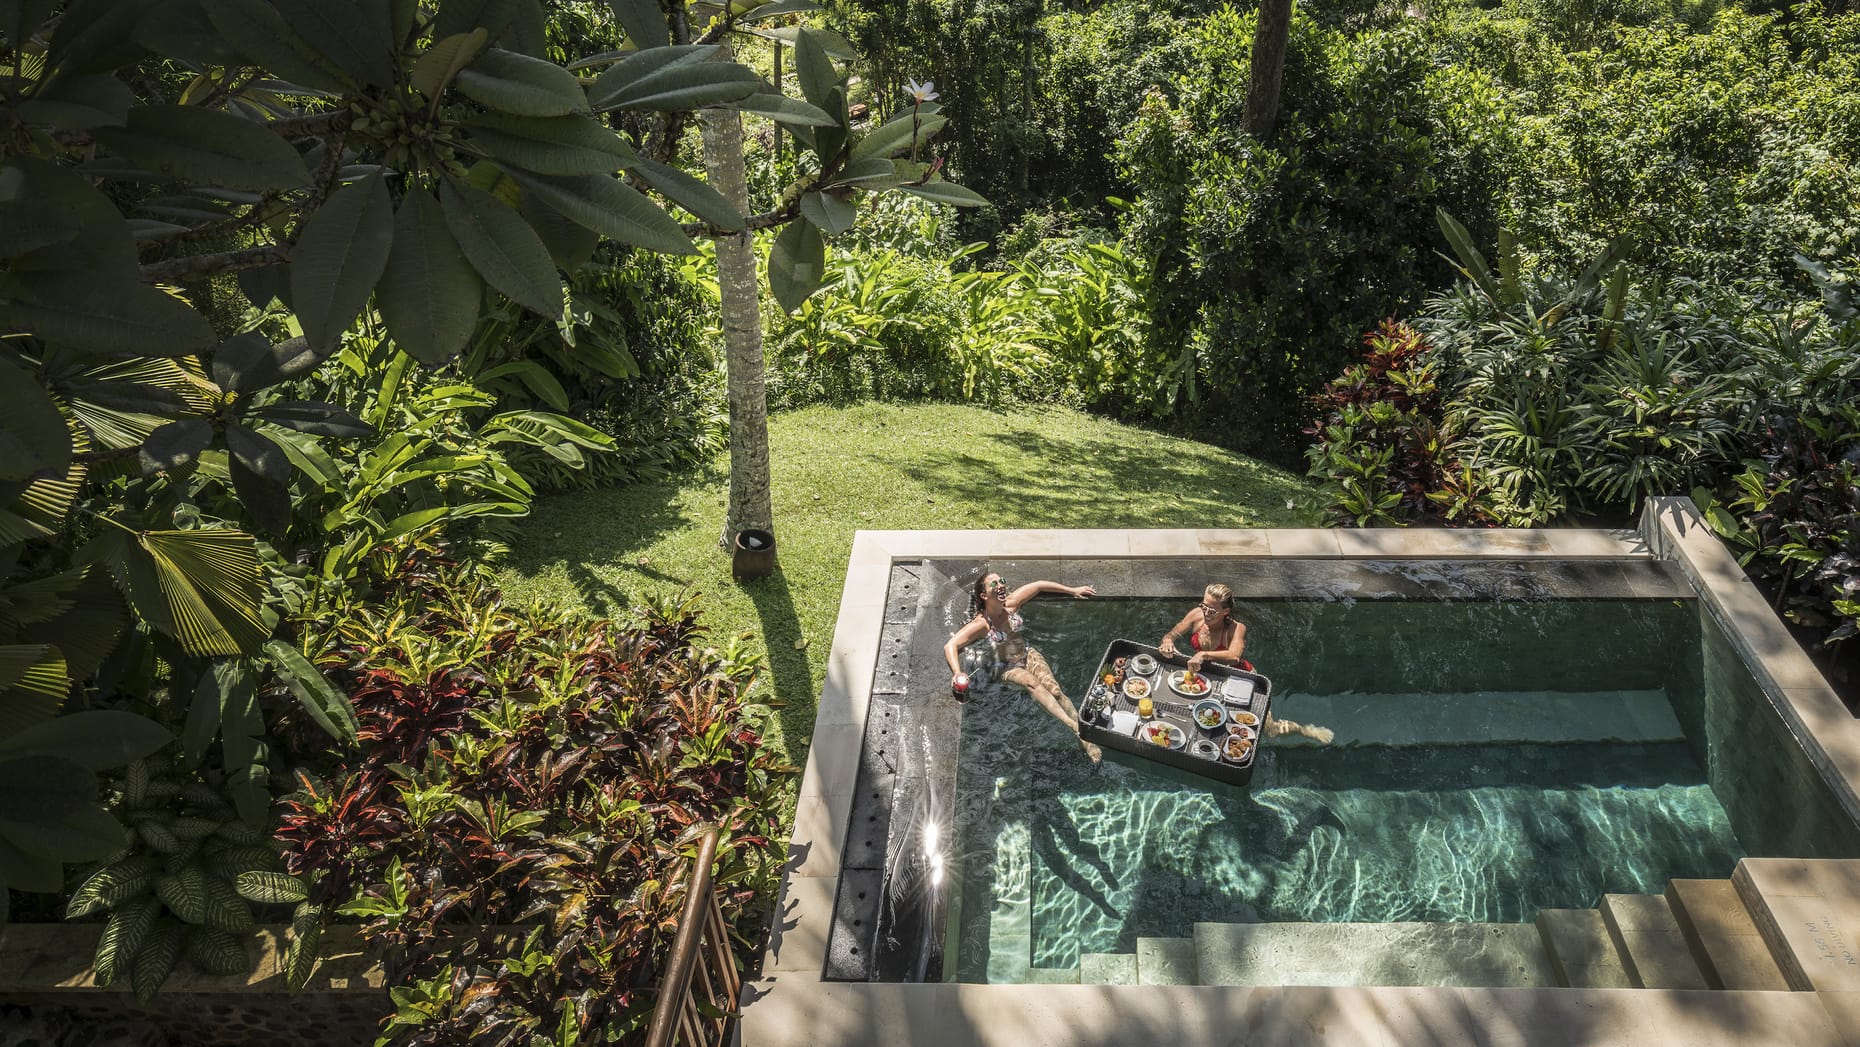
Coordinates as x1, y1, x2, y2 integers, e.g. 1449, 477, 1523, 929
273, 545, 787, 1044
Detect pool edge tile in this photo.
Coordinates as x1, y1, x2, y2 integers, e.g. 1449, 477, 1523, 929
798, 723, 862, 800
1266, 528, 1343, 558
789, 792, 852, 879
763, 873, 838, 975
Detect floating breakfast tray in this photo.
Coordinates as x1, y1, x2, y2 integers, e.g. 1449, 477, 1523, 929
1077, 638, 1273, 787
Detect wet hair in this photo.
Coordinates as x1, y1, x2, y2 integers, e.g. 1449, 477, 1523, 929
1205, 583, 1234, 610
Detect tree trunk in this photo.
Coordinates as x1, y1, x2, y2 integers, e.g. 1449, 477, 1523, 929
1242, 0, 1294, 139
699, 42, 774, 551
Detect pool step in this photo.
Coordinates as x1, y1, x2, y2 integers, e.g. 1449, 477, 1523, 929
1135, 937, 1197, 985
1534, 909, 1633, 988
1666, 878, 1789, 990
1192, 921, 1557, 987
1272, 689, 1679, 748
1079, 952, 1137, 985
1600, 893, 1710, 989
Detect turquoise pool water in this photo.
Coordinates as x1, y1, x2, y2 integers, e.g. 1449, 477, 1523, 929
946, 597, 1860, 979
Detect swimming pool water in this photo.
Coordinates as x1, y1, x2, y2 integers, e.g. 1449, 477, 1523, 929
945, 596, 1860, 979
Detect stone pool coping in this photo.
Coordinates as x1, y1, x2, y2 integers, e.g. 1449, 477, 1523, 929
743, 503, 1860, 1045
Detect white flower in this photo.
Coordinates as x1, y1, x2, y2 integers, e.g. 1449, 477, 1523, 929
905, 78, 939, 104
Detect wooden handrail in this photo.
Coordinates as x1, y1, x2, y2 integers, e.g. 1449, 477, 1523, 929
646, 827, 740, 1047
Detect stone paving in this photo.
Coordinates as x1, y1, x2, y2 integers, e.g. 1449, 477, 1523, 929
743, 503, 1860, 1045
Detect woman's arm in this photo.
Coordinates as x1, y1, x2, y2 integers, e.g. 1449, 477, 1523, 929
1159, 608, 1200, 657
1188, 621, 1248, 671
1007, 580, 1096, 608
946, 618, 985, 675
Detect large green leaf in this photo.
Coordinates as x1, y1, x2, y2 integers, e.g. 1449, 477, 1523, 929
95, 897, 159, 987
131, 921, 182, 1004
271, 0, 396, 88
0, 710, 170, 772
92, 105, 309, 191
225, 423, 292, 535
725, 90, 838, 128
44, 0, 146, 77
284, 902, 324, 989
739, 0, 821, 23
12, 567, 129, 681
823, 156, 897, 189
1435, 207, 1504, 309
0, 833, 65, 892
456, 47, 585, 116
135, 1, 250, 66
112, 527, 268, 657
410, 27, 490, 101
0, 201, 83, 258
67, 856, 161, 920
0, 753, 91, 823
625, 156, 742, 231
519, 191, 599, 272
586, 45, 715, 109
589, 51, 758, 112
507, 170, 695, 255
799, 190, 855, 236
139, 418, 212, 475
850, 111, 946, 164
235, 869, 309, 904
262, 639, 357, 743
752, 24, 857, 59
440, 178, 562, 317
792, 27, 837, 109
607, 0, 668, 49
245, 400, 373, 438
199, 0, 353, 93
0, 804, 125, 863
0, 155, 141, 278
0, 272, 217, 356
185, 927, 251, 976
435, 0, 515, 41
378, 190, 482, 364
291, 172, 394, 352
0, 645, 69, 735
464, 112, 637, 175
768, 217, 825, 313
0, 359, 72, 482
0, 465, 84, 547
899, 180, 988, 208
215, 659, 268, 826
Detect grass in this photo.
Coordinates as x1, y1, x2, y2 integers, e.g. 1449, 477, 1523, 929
498, 401, 1319, 767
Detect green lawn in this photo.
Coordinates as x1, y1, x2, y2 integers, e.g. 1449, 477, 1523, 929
499, 402, 1319, 766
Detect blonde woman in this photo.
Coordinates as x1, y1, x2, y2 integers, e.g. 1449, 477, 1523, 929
946, 569, 1103, 763
1160, 584, 1333, 745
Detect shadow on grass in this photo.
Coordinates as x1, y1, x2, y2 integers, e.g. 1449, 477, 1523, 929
890, 422, 1312, 529
739, 565, 817, 750
504, 474, 707, 615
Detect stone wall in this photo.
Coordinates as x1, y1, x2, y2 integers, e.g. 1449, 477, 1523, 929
0, 924, 390, 1047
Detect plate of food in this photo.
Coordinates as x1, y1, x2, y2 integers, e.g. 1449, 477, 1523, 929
1139, 721, 1186, 750
1168, 670, 1213, 698
1229, 709, 1260, 729
1192, 699, 1228, 730
1123, 676, 1152, 701
1222, 733, 1255, 764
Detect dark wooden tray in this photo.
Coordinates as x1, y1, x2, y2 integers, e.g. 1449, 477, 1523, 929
1077, 638, 1272, 786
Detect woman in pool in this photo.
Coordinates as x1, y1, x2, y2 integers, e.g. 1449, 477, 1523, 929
1160, 583, 1250, 673
1159, 583, 1334, 744
946, 570, 1103, 763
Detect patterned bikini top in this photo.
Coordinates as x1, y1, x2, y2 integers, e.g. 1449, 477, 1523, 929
986, 609, 1025, 645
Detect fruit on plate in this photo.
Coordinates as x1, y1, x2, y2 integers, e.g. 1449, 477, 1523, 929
1145, 723, 1176, 747
1194, 704, 1224, 729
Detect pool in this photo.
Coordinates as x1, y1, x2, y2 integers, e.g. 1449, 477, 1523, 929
825, 556, 1860, 984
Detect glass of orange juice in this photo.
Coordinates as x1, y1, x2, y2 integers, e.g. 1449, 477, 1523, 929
1137, 697, 1155, 719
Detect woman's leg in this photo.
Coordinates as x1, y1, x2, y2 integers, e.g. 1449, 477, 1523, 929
1006, 652, 1101, 762
1264, 714, 1335, 744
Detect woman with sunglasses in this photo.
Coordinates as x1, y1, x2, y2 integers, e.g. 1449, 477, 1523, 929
945, 570, 1103, 762
1159, 583, 1334, 744
1160, 583, 1250, 673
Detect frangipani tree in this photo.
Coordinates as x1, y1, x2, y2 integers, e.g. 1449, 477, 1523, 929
0, 0, 980, 992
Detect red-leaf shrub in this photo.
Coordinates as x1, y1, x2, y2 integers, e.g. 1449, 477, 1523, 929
275, 547, 791, 1043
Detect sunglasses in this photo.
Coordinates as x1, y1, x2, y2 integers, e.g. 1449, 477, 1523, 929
989, 579, 1009, 593
1200, 604, 1224, 614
